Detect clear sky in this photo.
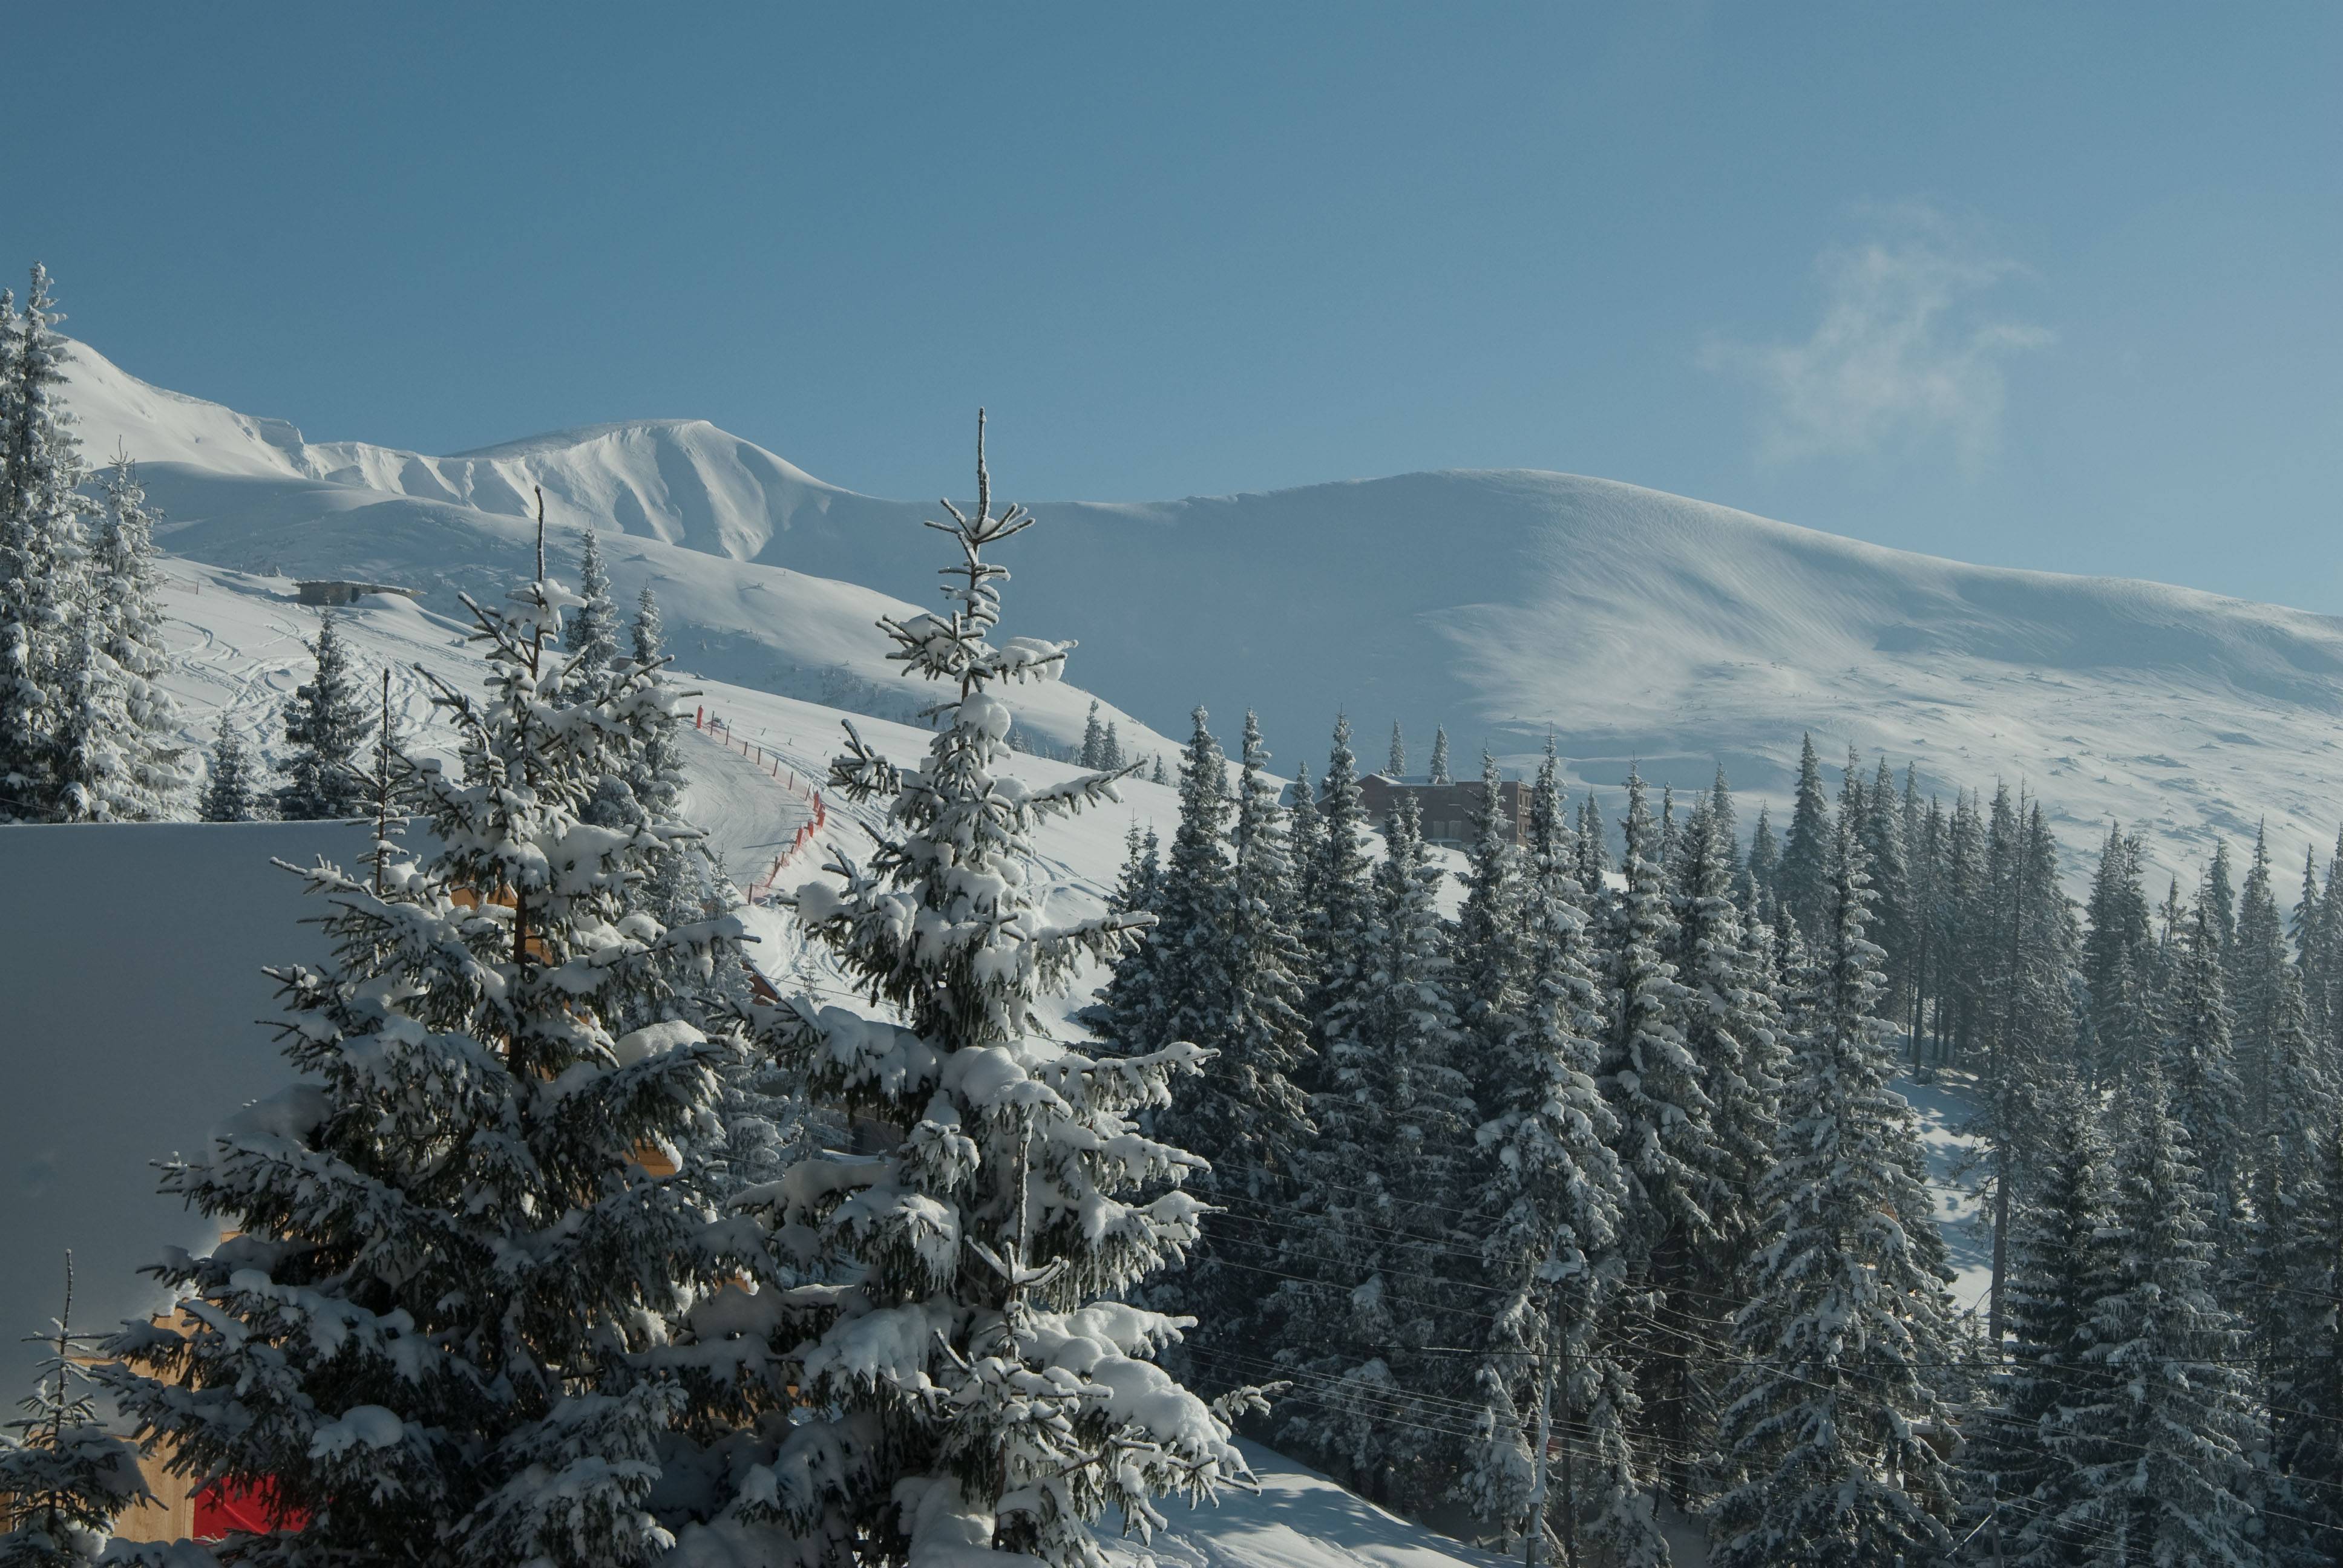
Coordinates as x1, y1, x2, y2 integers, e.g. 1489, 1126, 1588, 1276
5, 5, 2338, 612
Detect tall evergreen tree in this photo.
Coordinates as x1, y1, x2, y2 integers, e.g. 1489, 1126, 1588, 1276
0, 267, 94, 822
1598, 769, 1720, 1514
1460, 744, 1659, 1564
1301, 716, 1376, 1063
2206, 838, 2240, 957
711, 419, 1245, 1567
1387, 721, 1406, 777
1145, 711, 1314, 1391
2164, 897, 2249, 1235
62, 454, 186, 819
1710, 816, 1957, 1568
276, 610, 373, 820
1777, 734, 1832, 939
1967, 1077, 2117, 1568
1744, 803, 1780, 907
101, 519, 742, 1568
564, 524, 619, 678
2053, 1066, 2262, 1568
1859, 757, 1912, 1029
1276, 793, 1473, 1512
1080, 699, 1108, 769
1426, 725, 1451, 785
2230, 822, 2292, 1140
1089, 823, 1165, 1050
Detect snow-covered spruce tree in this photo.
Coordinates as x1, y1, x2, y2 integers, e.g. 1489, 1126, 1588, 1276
2264, 1122, 2343, 1558
83, 454, 188, 818
1426, 726, 1450, 786
1776, 734, 1831, 941
701, 417, 1244, 1568
2052, 1064, 2262, 1568
1965, 1076, 2116, 1568
1668, 791, 1780, 1362
1596, 768, 1720, 1512
1576, 791, 1611, 898
1709, 815, 1958, 1568
99, 529, 742, 1568
1275, 795, 1473, 1513
1149, 708, 1235, 1058
200, 731, 263, 822
1149, 710, 1314, 1393
275, 610, 373, 820
1386, 722, 1405, 778
1101, 720, 1122, 771
2229, 823, 2290, 1142
0, 267, 94, 822
566, 524, 620, 681
0, 1258, 148, 1568
1086, 823, 1165, 1051
1743, 805, 1779, 909
1299, 716, 1375, 1061
1079, 701, 1107, 771
1458, 743, 1659, 1568
2163, 896, 2249, 1240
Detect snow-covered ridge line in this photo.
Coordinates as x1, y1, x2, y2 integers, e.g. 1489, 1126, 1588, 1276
61, 332, 2343, 890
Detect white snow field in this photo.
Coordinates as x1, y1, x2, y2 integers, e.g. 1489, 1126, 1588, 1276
61, 333, 2343, 890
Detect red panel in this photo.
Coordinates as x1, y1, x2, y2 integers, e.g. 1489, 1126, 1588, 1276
192, 1480, 308, 1540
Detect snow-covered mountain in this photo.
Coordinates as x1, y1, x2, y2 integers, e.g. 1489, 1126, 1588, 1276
64, 336, 2343, 886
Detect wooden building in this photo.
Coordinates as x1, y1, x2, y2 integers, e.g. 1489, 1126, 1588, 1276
1354, 772, 1526, 848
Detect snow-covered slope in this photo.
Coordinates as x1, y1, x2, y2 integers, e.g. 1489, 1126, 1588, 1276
64, 335, 2343, 884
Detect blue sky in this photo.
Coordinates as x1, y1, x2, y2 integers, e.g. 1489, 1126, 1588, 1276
5, 5, 2338, 611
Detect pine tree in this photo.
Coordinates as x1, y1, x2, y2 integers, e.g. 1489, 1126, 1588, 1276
100, 515, 742, 1568
2265, 1122, 2343, 1560
0, 267, 94, 822
564, 524, 619, 679
276, 610, 373, 819
1301, 716, 1376, 1058
1577, 791, 1611, 897
2053, 1065, 2262, 1568
1777, 734, 1832, 939
708, 418, 1244, 1566
1102, 719, 1124, 770
1859, 757, 1912, 1029
1386, 722, 1406, 777
0, 1257, 147, 1567
2207, 838, 2240, 957
1427, 725, 1450, 785
1711, 815, 1958, 1568
200, 730, 263, 822
2082, 823, 2154, 1081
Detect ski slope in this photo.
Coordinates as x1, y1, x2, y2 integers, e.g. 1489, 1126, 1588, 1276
61, 332, 2343, 894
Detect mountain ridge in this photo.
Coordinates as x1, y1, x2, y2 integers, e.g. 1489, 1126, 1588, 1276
57, 334, 2343, 887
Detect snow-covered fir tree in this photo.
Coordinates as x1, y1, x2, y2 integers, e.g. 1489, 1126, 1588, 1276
275, 610, 374, 820
0, 267, 95, 823
199, 730, 264, 822
1426, 725, 1450, 785
565, 523, 620, 680
2052, 1064, 2263, 1568
1743, 805, 1779, 909
0, 1258, 147, 1568
1101, 719, 1124, 770
1088, 823, 1165, 1051
100, 521, 742, 1568
1275, 794, 1473, 1513
2229, 823, 2291, 1141
1299, 716, 1375, 1055
1710, 814, 1957, 1568
1386, 722, 1405, 777
694, 416, 1245, 1568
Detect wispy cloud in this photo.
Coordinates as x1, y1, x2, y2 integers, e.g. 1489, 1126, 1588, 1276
1704, 206, 2050, 471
